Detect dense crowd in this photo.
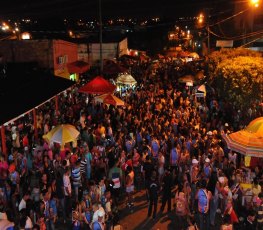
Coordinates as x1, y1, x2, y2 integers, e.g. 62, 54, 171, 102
0, 57, 262, 230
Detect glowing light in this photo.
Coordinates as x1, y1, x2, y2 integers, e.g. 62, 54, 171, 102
21, 32, 31, 40
198, 14, 204, 24
251, 0, 259, 7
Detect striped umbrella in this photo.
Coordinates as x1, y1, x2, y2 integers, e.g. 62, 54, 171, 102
43, 124, 80, 147
223, 117, 263, 157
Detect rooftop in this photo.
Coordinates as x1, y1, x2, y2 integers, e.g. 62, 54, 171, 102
0, 62, 75, 125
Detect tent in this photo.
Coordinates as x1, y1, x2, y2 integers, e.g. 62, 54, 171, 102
116, 73, 137, 86
94, 93, 125, 106
78, 76, 116, 95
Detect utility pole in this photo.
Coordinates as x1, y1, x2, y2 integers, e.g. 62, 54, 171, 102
99, 0, 103, 74
207, 24, 210, 55
205, 8, 211, 55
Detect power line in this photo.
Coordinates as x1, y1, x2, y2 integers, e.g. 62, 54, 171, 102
209, 8, 249, 27
240, 34, 263, 47
208, 26, 263, 41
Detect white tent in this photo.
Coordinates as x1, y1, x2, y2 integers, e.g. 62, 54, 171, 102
116, 73, 137, 86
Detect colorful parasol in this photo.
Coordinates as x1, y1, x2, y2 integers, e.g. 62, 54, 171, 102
223, 117, 263, 157
43, 124, 80, 147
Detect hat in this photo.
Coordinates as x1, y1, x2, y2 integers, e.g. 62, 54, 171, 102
192, 159, 199, 164
205, 158, 210, 163
98, 210, 104, 218
225, 123, 229, 127
8, 163, 16, 173
207, 131, 212, 136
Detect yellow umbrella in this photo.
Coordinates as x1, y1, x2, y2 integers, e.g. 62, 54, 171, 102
245, 117, 263, 136
43, 124, 80, 147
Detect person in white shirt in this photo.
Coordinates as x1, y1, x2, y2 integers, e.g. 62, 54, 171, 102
19, 208, 33, 230
63, 167, 72, 197
92, 203, 105, 223
18, 191, 30, 212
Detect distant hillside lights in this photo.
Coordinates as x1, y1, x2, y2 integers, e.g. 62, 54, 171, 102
1, 22, 10, 31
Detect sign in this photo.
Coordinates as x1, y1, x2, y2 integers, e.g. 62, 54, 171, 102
216, 40, 233, 48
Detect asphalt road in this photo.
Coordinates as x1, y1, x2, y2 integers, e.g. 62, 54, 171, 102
118, 189, 222, 230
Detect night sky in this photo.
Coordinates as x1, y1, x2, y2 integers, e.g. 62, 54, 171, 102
0, 0, 228, 19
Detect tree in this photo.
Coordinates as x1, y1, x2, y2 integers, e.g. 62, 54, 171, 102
208, 48, 263, 107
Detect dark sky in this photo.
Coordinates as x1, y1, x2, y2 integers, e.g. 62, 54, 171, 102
0, 0, 228, 19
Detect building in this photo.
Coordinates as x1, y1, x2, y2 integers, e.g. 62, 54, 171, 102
86, 35, 128, 65
0, 39, 89, 81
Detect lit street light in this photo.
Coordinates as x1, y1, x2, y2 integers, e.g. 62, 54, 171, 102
250, 0, 260, 7
197, 0, 261, 53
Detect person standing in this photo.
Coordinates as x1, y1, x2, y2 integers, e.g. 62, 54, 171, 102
42, 189, 55, 230
148, 171, 159, 219
143, 155, 154, 202
85, 146, 93, 180
256, 192, 263, 230
108, 159, 122, 205
195, 179, 212, 230
72, 160, 82, 202
125, 166, 135, 209
63, 166, 72, 222
160, 168, 172, 213
175, 184, 189, 230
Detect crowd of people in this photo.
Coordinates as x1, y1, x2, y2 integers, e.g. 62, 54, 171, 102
0, 56, 262, 230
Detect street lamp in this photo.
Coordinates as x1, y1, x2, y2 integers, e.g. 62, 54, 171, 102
197, 0, 260, 53
250, 0, 260, 7
197, 12, 210, 55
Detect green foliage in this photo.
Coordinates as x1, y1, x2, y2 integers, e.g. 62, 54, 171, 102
208, 48, 263, 106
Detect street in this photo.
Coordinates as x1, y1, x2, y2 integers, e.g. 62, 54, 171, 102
118, 188, 222, 230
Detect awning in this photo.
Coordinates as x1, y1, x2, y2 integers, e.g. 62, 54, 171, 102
67, 60, 90, 74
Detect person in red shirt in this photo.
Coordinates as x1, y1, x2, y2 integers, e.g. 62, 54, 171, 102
22, 133, 29, 148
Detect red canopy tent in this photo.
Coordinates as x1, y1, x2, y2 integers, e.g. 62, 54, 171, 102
67, 60, 90, 74
78, 76, 116, 95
